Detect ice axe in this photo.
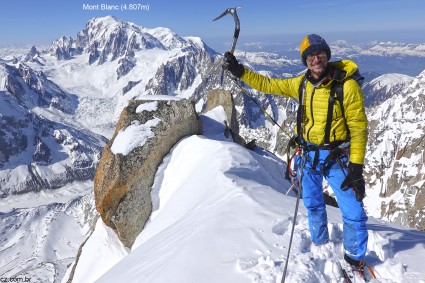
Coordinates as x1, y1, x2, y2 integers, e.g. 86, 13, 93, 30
213, 7, 241, 54
212, 7, 295, 140
213, 7, 241, 85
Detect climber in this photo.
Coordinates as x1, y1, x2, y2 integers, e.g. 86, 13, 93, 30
223, 34, 369, 276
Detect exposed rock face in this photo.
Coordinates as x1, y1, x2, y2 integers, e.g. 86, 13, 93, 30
48, 36, 81, 61
1, 62, 74, 114
144, 44, 215, 97
366, 70, 425, 230
0, 63, 103, 197
23, 46, 40, 62
204, 89, 245, 145
94, 98, 202, 247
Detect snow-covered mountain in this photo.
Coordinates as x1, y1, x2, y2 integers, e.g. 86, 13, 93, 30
365, 70, 425, 230
23, 16, 218, 139
238, 39, 425, 78
0, 188, 96, 282
0, 62, 105, 197
362, 73, 413, 107
1, 15, 425, 283
0, 15, 221, 196
328, 41, 425, 78
47, 16, 165, 62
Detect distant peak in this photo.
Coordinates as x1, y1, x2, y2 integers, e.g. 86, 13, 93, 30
88, 15, 122, 26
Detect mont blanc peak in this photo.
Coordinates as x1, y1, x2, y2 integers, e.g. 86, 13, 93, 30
46, 16, 215, 67
48, 16, 166, 63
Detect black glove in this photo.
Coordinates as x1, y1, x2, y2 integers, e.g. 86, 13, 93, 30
341, 162, 365, 202
222, 52, 244, 78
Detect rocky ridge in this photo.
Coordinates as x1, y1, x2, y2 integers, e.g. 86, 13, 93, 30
94, 98, 202, 247
365, 70, 425, 230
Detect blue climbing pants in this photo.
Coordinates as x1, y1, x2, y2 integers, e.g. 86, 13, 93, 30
296, 148, 368, 261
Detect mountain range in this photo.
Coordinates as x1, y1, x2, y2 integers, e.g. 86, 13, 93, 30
0, 15, 424, 282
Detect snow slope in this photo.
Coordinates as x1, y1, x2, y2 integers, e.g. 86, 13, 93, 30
0, 186, 96, 282
65, 106, 425, 283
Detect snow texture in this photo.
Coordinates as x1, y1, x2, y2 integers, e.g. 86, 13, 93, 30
64, 107, 425, 283
110, 117, 161, 156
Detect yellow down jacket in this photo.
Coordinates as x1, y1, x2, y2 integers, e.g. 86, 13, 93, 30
240, 60, 368, 165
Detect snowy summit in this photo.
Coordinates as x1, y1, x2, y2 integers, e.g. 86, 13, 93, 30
64, 106, 425, 283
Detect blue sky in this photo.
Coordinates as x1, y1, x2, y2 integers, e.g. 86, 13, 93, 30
1, 0, 424, 51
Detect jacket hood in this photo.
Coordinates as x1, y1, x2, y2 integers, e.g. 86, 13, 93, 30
329, 60, 360, 81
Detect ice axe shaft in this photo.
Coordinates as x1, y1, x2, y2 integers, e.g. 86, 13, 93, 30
213, 7, 241, 53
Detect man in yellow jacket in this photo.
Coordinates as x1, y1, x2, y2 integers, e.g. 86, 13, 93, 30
224, 34, 369, 273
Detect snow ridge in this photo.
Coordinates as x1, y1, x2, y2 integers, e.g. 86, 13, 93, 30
70, 114, 425, 283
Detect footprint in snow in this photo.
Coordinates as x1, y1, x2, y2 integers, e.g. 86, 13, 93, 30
271, 218, 291, 236
237, 256, 279, 282
236, 257, 258, 272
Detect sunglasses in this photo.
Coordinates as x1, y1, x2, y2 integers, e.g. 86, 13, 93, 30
306, 51, 327, 63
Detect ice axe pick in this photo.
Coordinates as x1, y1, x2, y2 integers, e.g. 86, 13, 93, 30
213, 7, 241, 53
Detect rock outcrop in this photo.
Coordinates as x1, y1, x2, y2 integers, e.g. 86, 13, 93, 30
204, 89, 245, 145
94, 98, 202, 247
66, 90, 241, 282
